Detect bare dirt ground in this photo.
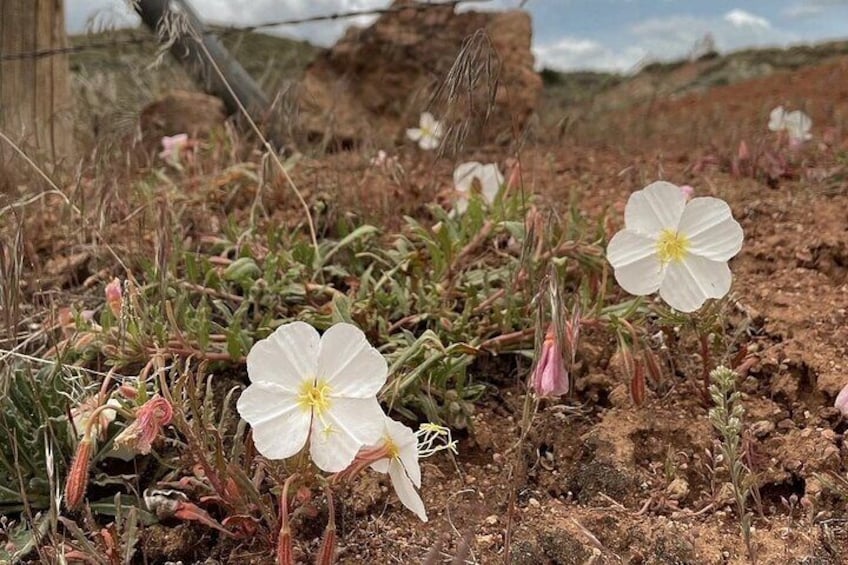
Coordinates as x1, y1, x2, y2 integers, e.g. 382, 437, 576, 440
284, 56, 848, 564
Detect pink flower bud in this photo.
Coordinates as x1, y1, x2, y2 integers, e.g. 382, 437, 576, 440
835, 383, 848, 417
737, 140, 750, 161
158, 133, 189, 162
531, 326, 569, 397
679, 185, 694, 200
105, 277, 123, 318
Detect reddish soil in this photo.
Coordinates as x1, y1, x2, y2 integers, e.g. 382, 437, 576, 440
15, 52, 848, 565
314, 56, 848, 564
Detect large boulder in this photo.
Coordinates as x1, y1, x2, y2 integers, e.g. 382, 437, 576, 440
296, 0, 541, 147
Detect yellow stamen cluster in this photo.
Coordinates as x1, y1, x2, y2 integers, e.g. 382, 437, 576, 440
299, 380, 332, 415
416, 423, 458, 458
656, 229, 690, 263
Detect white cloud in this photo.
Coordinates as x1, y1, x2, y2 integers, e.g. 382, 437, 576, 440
724, 9, 771, 29
68, 0, 387, 45
782, 4, 824, 18
783, 0, 848, 18
624, 12, 796, 70
533, 37, 647, 72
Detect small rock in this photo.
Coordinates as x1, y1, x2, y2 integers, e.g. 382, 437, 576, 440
666, 477, 690, 501
750, 419, 775, 438
776, 418, 795, 431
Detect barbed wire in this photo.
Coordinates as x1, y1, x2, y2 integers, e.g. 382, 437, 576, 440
0, 0, 488, 62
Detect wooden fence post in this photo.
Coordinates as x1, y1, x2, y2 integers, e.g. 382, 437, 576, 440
0, 0, 75, 164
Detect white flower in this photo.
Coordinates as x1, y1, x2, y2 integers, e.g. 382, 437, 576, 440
406, 112, 443, 151
453, 161, 503, 214
369, 417, 427, 522
768, 106, 786, 132
606, 181, 744, 313
370, 150, 389, 167
158, 133, 189, 162
236, 321, 387, 472
768, 106, 812, 144
784, 111, 812, 144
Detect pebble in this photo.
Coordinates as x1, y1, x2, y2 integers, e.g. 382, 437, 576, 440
750, 419, 775, 438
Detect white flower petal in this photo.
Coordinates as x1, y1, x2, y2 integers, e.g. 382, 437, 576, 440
607, 230, 664, 295
317, 323, 387, 398
420, 112, 435, 129
247, 321, 319, 391
398, 440, 421, 489
388, 459, 428, 522
478, 164, 504, 203
406, 128, 423, 142
678, 197, 744, 261
660, 255, 732, 312
236, 383, 310, 460
310, 396, 385, 472
371, 458, 389, 474
453, 162, 502, 205
420, 135, 440, 151
768, 105, 785, 131
383, 418, 421, 487
454, 162, 482, 194
785, 110, 812, 141
625, 181, 687, 236
453, 196, 469, 215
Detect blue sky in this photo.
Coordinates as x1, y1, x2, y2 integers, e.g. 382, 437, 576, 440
66, 0, 848, 72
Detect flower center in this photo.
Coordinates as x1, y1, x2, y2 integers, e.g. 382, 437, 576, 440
299, 380, 332, 415
656, 229, 690, 263
384, 437, 400, 460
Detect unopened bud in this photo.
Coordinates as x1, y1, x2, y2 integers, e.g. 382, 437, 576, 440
630, 359, 646, 406
104, 277, 123, 318
65, 438, 93, 510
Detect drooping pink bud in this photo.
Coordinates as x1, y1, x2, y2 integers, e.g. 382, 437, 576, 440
114, 396, 173, 455
105, 277, 123, 318
679, 185, 694, 200
530, 326, 569, 397
737, 140, 750, 161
